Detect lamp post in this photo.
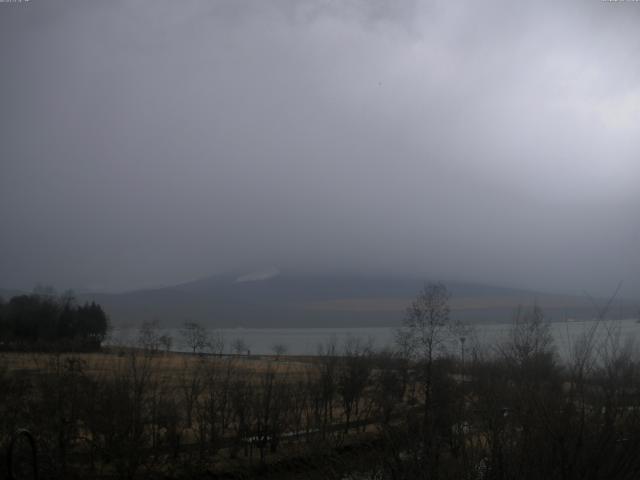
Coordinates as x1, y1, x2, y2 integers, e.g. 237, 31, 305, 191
460, 336, 466, 380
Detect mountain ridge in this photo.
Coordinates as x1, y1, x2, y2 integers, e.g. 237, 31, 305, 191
3, 272, 637, 328
80, 272, 638, 328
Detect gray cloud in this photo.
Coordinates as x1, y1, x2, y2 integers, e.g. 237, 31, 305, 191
1, 0, 639, 296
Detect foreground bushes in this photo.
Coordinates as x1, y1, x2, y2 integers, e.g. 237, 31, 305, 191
3, 323, 640, 479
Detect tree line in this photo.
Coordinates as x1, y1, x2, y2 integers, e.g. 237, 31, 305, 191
0, 290, 109, 351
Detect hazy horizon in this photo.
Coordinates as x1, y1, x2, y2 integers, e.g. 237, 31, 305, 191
2, 1, 639, 298
0, 268, 637, 303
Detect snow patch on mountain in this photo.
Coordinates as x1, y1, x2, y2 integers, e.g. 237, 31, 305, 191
235, 267, 280, 283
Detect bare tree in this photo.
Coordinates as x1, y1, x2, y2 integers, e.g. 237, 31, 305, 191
178, 358, 205, 429
232, 338, 249, 356
397, 282, 452, 363
338, 337, 373, 432
180, 321, 209, 354
137, 320, 161, 354
396, 282, 453, 475
158, 334, 172, 354
209, 329, 225, 355
316, 339, 339, 437
500, 304, 554, 368
271, 343, 288, 360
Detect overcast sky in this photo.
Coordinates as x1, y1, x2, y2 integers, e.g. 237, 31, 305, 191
1, 0, 639, 296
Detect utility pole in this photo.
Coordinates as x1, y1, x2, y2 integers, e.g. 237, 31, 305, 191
460, 336, 466, 380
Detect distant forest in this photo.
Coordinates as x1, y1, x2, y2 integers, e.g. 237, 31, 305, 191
0, 290, 109, 351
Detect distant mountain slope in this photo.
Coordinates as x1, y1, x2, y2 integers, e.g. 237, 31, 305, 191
0, 288, 23, 299
73, 271, 638, 328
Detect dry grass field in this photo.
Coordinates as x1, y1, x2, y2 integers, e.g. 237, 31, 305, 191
0, 349, 316, 386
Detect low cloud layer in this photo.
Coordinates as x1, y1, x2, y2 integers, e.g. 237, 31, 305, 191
1, 0, 639, 296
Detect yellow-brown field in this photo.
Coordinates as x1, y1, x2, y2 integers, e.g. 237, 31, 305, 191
0, 349, 316, 385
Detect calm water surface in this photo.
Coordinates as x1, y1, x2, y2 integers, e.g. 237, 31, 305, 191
109, 318, 640, 360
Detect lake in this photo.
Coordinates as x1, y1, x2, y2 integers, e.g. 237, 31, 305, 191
108, 318, 640, 360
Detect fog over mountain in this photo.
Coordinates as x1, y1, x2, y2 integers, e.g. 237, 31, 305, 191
1, 1, 639, 298
75, 271, 640, 328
